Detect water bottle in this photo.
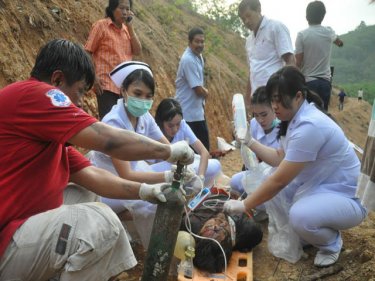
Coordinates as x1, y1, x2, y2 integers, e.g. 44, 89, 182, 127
232, 93, 248, 140
178, 246, 195, 279
174, 231, 195, 260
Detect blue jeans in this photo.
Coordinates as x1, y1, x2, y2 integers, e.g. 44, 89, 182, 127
306, 79, 332, 111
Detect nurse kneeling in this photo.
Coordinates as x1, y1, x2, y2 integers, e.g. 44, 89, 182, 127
224, 66, 367, 267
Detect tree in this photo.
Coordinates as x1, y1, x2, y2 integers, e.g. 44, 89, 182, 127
194, 0, 249, 37
356, 21, 367, 31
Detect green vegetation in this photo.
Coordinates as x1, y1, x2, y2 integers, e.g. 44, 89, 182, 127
150, 3, 183, 26
334, 82, 375, 104
204, 26, 223, 54
331, 22, 375, 103
195, 0, 248, 37
172, 0, 246, 37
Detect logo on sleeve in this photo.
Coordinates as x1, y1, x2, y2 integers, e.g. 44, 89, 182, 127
46, 89, 72, 107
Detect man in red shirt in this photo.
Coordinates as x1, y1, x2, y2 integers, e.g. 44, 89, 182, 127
0, 39, 194, 281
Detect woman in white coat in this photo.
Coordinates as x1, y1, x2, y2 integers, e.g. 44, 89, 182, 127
152, 98, 222, 188
89, 61, 194, 247
225, 66, 367, 267
230, 86, 279, 195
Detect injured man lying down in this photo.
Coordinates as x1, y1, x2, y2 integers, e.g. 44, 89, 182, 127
180, 193, 263, 273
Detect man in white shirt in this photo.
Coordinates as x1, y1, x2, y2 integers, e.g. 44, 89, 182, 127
238, 0, 295, 113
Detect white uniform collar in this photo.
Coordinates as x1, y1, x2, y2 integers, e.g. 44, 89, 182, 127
287, 100, 309, 131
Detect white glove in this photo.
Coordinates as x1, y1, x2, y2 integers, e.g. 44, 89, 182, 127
223, 199, 246, 215
244, 127, 255, 147
237, 126, 255, 147
166, 141, 195, 165
184, 175, 204, 193
139, 183, 168, 203
164, 165, 196, 183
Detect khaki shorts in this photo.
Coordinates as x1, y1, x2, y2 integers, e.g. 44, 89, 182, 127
0, 202, 137, 281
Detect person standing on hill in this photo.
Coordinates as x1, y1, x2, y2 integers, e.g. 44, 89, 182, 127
338, 88, 346, 111
238, 0, 295, 113
0, 39, 194, 281
85, 0, 142, 120
175, 27, 210, 151
295, 0, 343, 111
358, 88, 364, 101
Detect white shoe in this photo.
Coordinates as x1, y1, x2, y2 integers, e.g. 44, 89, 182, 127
314, 250, 340, 267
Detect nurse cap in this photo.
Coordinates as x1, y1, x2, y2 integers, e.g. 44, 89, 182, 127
110, 61, 153, 88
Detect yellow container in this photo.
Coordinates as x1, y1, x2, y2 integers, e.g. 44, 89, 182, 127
177, 251, 253, 281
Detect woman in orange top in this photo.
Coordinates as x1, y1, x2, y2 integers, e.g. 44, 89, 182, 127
85, 0, 142, 119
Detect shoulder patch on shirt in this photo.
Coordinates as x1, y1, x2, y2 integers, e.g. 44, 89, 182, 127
46, 89, 72, 107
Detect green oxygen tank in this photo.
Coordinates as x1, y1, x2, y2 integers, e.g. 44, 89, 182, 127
141, 162, 186, 281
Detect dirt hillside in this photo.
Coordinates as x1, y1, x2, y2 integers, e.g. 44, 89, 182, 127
0, 0, 249, 149
1, 0, 374, 280
0, 0, 369, 150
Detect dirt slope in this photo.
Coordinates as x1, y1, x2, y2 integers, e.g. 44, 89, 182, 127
0, 0, 248, 148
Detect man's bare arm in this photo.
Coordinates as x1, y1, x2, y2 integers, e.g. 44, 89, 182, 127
69, 122, 171, 161
282, 52, 296, 66
193, 86, 208, 98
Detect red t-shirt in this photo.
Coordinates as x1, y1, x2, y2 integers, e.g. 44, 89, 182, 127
0, 78, 97, 258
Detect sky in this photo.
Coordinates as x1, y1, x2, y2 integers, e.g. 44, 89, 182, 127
226, 0, 375, 43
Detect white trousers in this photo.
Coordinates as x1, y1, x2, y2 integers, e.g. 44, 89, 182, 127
230, 171, 245, 194
289, 193, 367, 253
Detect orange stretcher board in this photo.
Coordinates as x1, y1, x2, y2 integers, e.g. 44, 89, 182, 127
178, 251, 253, 281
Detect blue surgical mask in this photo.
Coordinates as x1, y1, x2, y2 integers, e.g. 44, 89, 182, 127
124, 95, 153, 117
271, 118, 280, 128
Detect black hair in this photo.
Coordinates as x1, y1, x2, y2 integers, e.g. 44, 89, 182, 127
193, 213, 263, 273
238, 0, 261, 15
188, 27, 204, 43
265, 66, 325, 139
105, 0, 133, 21
193, 231, 233, 273
122, 69, 155, 96
30, 39, 95, 89
155, 98, 183, 132
232, 214, 263, 252
250, 86, 270, 107
306, 1, 326, 25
